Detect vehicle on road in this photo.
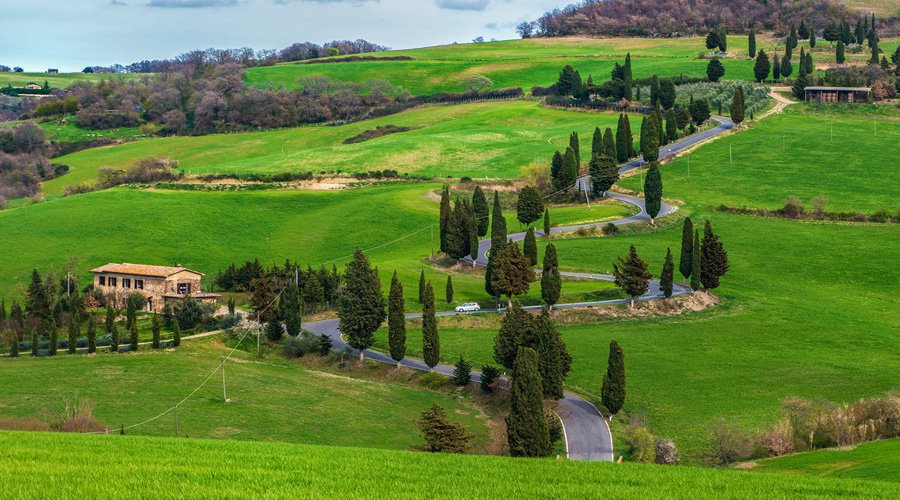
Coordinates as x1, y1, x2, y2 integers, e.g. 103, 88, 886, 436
455, 302, 481, 313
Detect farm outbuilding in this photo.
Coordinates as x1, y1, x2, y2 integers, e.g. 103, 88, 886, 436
803, 87, 871, 103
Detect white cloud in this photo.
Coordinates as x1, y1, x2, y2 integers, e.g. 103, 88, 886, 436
435, 0, 489, 11
147, 0, 239, 8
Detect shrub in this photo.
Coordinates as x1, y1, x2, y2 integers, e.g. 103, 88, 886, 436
626, 426, 657, 463
604, 222, 619, 235
780, 196, 806, 218
459, 176, 473, 184
281, 330, 320, 358
707, 419, 754, 464
417, 404, 473, 454
452, 357, 472, 386
761, 417, 796, 456
870, 208, 893, 223
419, 372, 449, 390
654, 439, 679, 465
544, 408, 563, 443
480, 364, 500, 393
318, 334, 332, 356
810, 195, 828, 217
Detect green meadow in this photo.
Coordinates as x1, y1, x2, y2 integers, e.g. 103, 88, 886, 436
0, 72, 141, 89
2, 431, 896, 498
45, 101, 634, 193
749, 439, 900, 483
0, 336, 494, 452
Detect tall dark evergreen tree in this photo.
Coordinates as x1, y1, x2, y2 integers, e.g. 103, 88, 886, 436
540, 243, 561, 310
125, 296, 137, 331
568, 131, 580, 166
591, 126, 603, 159
421, 281, 439, 371
661, 248, 674, 299
172, 319, 181, 347
624, 53, 633, 100
472, 186, 489, 237
516, 186, 544, 227
613, 244, 652, 307
643, 161, 662, 222
700, 220, 729, 290
650, 75, 660, 106
615, 114, 629, 162
602, 127, 616, 159
550, 150, 563, 186
439, 185, 451, 253
506, 346, 551, 457
418, 270, 426, 304
30, 325, 38, 357
748, 29, 757, 58
690, 230, 702, 291
706, 58, 725, 82
490, 190, 507, 251
87, 315, 97, 353
659, 78, 676, 110
151, 314, 161, 349
558, 146, 578, 191
705, 30, 720, 51
67, 314, 79, 355
388, 271, 406, 368
589, 154, 618, 198
798, 20, 809, 39
788, 24, 798, 49
265, 315, 283, 342
754, 50, 771, 82
679, 217, 694, 280
640, 115, 660, 162
490, 242, 534, 306
447, 199, 472, 260
283, 279, 302, 337
493, 301, 535, 370
338, 248, 386, 362
624, 115, 635, 158
129, 321, 139, 352
445, 275, 454, 303
109, 319, 119, 353
665, 108, 677, 141
792, 69, 810, 100
535, 311, 571, 400
809, 30, 817, 48
781, 52, 793, 78
836, 40, 845, 64
730, 86, 744, 124
718, 28, 727, 53
543, 208, 551, 237
48, 325, 58, 356
25, 269, 50, 321
523, 228, 537, 266
601, 340, 626, 415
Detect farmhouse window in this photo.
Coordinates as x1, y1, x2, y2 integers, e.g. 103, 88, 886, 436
123, 278, 131, 288
108, 277, 117, 287
99, 276, 106, 286
135, 280, 144, 290
177, 283, 190, 295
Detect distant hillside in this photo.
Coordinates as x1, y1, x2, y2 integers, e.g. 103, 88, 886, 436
533, 0, 896, 37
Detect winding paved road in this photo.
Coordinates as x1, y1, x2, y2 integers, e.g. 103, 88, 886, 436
305, 115, 735, 462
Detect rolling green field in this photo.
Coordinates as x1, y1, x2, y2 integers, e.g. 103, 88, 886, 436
0, 184, 622, 311
0, 72, 140, 89
44, 101, 634, 193
2, 431, 896, 498
622, 106, 900, 212
749, 439, 900, 483
0, 336, 494, 452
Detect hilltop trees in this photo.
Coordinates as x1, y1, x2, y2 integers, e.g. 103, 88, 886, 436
601, 340, 626, 416
338, 248, 385, 362
541, 243, 561, 309
679, 217, 694, 280
422, 281, 439, 371
613, 245, 652, 307
706, 58, 725, 82
754, 50, 771, 82
516, 186, 544, 227
700, 220, 729, 289
589, 154, 618, 198
388, 271, 406, 368
643, 161, 663, 222
507, 347, 551, 457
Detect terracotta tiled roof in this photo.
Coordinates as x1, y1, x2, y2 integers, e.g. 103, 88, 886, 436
90, 263, 203, 278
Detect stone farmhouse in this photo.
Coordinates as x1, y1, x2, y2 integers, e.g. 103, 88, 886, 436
91, 263, 220, 313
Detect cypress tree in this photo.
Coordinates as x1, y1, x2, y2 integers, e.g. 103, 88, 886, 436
25, 269, 50, 320
601, 340, 626, 415
718, 27, 727, 53
523, 228, 537, 266
649, 75, 660, 106
421, 281, 439, 371
493, 301, 536, 370
781, 52, 793, 78
516, 186, 544, 227
48, 325, 58, 356
338, 248, 386, 362
568, 131, 580, 166
469, 216, 479, 264
7, 328, 19, 357
265, 316, 283, 342
679, 217, 694, 280
125, 296, 136, 331
388, 271, 406, 368
643, 161, 662, 222
661, 248, 674, 299
654, 103, 665, 145
615, 114, 629, 162
67, 314, 79, 354
792, 69, 809, 100
748, 29, 757, 58
871, 39, 880, 64
809, 30, 816, 48
472, 186, 489, 237
624, 53, 633, 100
105, 305, 115, 334
151, 314, 161, 349
612, 244, 652, 307
772, 54, 781, 83
754, 50, 771, 82
490, 242, 535, 306
690, 230, 702, 291
129, 321, 139, 352
490, 191, 507, 251
283, 279, 302, 337
540, 243, 562, 309
445, 275, 454, 303
591, 126, 603, 158
543, 208, 550, 237
788, 24, 798, 49
799, 20, 809, 39
110, 319, 119, 353
439, 185, 451, 253
624, 114, 635, 158
589, 154, 618, 197
659, 78, 676, 110
506, 347, 551, 457
665, 108, 677, 141
836, 41, 845, 64
227, 296, 236, 315
730, 86, 744, 124
535, 311, 571, 400
30, 325, 38, 357
602, 127, 616, 159
706, 58, 725, 82
558, 146, 578, 190
641, 114, 660, 162
550, 151, 563, 186
172, 319, 181, 347
87, 315, 96, 353
700, 220, 729, 290
447, 199, 472, 259
418, 270, 426, 304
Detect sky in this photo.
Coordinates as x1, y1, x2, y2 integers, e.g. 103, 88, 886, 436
1, 0, 564, 72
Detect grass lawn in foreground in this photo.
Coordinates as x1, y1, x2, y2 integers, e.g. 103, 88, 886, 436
1, 431, 896, 498
45, 101, 636, 193
0, 336, 492, 452
748, 439, 900, 483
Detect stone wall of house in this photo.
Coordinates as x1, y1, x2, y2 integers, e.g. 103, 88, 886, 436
93, 273, 202, 313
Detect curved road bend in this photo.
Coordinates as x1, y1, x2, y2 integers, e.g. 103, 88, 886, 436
306, 116, 735, 462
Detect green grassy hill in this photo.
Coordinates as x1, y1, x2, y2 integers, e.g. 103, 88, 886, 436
0, 336, 495, 452
44, 101, 635, 193
844, 0, 900, 16
0, 72, 140, 89
749, 439, 900, 483
1, 431, 896, 498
